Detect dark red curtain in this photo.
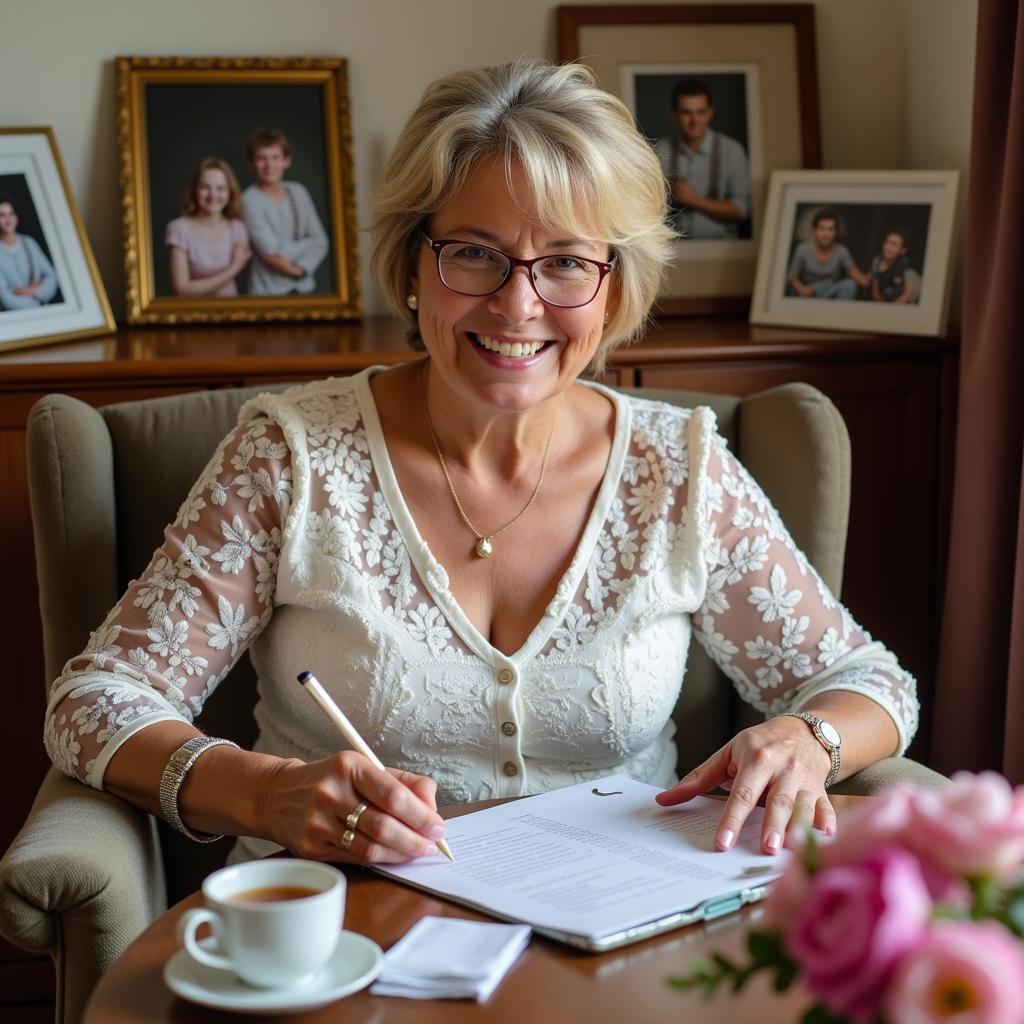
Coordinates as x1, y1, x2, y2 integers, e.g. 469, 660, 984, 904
931, 0, 1024, 781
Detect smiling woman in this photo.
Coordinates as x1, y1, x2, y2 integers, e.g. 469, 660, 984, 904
44, 59, 920, 878
371, 61, 669, 374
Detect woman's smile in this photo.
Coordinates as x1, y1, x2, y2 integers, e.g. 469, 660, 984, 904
466, 331, 555, 364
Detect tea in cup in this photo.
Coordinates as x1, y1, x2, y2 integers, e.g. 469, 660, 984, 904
178, 859, 346, 989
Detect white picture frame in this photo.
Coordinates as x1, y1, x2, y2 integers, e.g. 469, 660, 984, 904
0, 127, 113, 353
750, 170, 960, 336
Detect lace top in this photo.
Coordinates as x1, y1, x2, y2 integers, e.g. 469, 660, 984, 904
44, 368, 919, 825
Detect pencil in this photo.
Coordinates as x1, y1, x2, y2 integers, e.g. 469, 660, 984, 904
297, 670, 455, 862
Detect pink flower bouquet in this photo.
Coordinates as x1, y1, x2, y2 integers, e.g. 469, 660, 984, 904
670, 772, 1024, 1023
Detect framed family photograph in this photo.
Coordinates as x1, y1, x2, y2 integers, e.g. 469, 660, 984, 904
117, 56, 361, 325
749, 170, 960, 336
0, 127, 113, 353
558, 4, 821, 314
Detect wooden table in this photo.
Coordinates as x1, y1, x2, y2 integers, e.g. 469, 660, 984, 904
83, 799, 865, 1023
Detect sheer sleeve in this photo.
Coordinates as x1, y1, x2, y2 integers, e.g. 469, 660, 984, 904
691, 429, 919, 753
43, 415, 292, 789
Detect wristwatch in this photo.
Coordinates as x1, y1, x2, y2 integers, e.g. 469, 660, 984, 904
779, 711, 842, 788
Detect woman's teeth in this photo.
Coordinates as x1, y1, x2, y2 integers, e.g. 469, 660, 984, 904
475, 335, 545, 357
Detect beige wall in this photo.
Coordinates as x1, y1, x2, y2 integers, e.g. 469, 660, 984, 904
904, 0, 978, 170
903, 0, 978, 322
2, 0, 976, 320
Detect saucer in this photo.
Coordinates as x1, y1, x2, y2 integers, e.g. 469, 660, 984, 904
164, 931, 384, 1015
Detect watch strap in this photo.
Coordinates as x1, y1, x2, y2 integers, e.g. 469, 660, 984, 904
158, 735, 239, 843
778, 711, 841, 789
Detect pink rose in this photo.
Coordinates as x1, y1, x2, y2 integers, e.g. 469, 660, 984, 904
886, 921, 1024, 1024
906, 771, 1024, 880
766, 788, 918, 929
820, 783, 916, 869
762, 849, 807, 929
786, 845, 932, 1020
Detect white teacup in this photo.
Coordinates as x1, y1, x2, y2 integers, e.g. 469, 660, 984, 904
178, 859, 346, 989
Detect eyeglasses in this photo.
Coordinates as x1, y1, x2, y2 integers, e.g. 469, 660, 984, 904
420, 231, 615, 308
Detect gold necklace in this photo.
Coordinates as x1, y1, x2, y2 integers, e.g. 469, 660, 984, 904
422, 366, 556, 558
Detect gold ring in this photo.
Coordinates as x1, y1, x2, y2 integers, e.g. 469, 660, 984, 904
341, 828, 357, 850
345, 802, 368, 831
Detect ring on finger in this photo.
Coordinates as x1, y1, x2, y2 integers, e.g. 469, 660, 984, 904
341, 828, 357, 851
345, 802, 368, 832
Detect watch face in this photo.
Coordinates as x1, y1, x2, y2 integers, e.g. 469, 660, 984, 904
819, 721, 841, 747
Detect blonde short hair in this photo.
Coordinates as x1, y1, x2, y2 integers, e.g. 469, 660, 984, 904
371, 58, 673, 371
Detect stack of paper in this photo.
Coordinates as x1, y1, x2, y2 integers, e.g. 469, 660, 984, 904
375, 774, 784, 951
370, 916, 531, 1001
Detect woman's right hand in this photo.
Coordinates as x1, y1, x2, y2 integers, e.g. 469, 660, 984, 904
256, 751, 447, 864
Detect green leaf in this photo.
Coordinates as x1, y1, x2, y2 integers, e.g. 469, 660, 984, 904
712, 952, 739, 973
747, 929, 784, 963
1004, 896, 1024, 938
666, 976, 699, 992
667, 954, 743, 1000
773, 957, 798, 992
968, 875, 1003, 919
801, 1004, 850, 1024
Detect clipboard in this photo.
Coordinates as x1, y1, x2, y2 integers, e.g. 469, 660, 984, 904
373, 775, 784, 952
371, 872, 772, 952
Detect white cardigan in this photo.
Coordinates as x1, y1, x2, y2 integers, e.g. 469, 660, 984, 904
44, 368, 918, 860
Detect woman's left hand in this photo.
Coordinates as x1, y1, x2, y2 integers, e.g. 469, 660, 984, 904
656, 717, 837, 855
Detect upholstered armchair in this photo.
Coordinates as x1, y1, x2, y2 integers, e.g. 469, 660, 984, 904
0, 381, 945, 1024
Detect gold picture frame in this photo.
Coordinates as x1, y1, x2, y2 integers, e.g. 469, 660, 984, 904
0, 126, 114, 353
117, 56, 361, 325
558, 4, 822, 315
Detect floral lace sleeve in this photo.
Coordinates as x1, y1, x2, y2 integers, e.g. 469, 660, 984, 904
43, 416, 292, 789
692, 431, 919, 753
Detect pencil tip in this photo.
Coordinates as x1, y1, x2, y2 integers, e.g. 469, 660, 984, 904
297, 671, 311, 684
438, 839, 455, 861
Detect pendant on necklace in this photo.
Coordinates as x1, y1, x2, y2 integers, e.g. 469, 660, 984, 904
475, 537, 494, 558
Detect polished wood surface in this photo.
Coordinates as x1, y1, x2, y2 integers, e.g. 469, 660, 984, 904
0, 315, 955, 385
83, 798, 864, 1024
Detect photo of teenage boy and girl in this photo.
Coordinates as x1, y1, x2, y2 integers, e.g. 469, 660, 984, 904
784, 203, 931, 304
163, 128, 328, 299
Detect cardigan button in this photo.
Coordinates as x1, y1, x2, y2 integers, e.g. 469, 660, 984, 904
502, 762, 519, 777
497, 668, 515, 684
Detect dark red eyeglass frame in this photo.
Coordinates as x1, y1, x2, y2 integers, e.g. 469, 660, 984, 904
420, 230, 616, 308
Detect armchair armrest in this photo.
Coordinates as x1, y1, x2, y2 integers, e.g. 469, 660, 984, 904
0, 768, 167, 1024
832, 756, 948, 795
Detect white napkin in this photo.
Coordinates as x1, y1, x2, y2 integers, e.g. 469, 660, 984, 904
370, 916, 531, 1001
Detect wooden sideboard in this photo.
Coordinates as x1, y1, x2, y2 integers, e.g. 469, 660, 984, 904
0, 316, 957, 1021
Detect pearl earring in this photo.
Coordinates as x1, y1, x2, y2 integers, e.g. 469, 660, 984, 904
406, 294, 418, 310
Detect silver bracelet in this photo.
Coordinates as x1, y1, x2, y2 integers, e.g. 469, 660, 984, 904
158, 735, 240, 843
